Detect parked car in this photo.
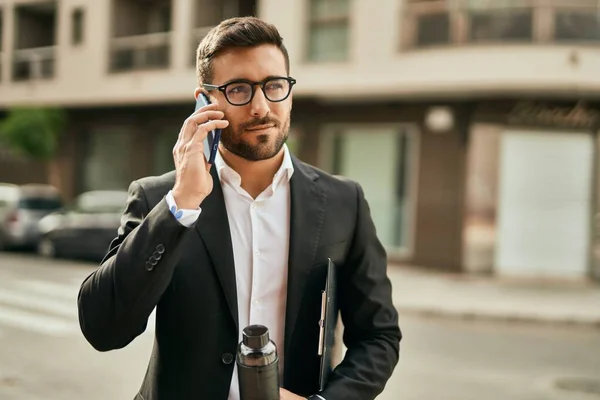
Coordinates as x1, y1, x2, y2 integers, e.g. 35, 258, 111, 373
0, 183, 63, 250
37, 190, 129, 261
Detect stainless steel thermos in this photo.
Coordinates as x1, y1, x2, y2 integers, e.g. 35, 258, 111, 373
236, 324, 279, 400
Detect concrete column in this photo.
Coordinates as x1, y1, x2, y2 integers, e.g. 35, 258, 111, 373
2, 1, 15, 83
591, 130, 600, 281
171, 0, 194, 73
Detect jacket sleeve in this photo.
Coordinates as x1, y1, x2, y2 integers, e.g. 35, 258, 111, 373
319, 182, 402, 400
77, 180, 196, 351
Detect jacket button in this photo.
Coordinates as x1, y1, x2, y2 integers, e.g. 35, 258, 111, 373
156, 244, 165, 254
221, 353, 234, 365
145, 261, 154, 271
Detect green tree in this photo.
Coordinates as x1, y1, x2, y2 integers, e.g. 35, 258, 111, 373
0, 107, 67, 188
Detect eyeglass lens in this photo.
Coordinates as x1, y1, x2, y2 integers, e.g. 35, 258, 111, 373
225, 78, 291, 105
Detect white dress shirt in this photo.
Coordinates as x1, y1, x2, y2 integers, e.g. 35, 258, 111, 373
165, 144, 294, 400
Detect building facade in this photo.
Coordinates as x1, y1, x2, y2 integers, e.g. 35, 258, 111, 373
1, 0, 600, 280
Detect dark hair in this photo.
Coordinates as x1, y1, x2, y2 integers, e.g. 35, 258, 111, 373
196, 17, 290, 85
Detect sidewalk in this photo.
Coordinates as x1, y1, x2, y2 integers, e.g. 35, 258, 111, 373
387, 265, 600, 327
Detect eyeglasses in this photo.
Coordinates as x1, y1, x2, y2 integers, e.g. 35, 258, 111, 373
201, 76, 297, 106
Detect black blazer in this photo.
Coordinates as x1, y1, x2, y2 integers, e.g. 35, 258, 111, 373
77, 156, 401, 400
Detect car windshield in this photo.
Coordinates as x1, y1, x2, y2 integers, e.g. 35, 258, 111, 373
18, 197, 63, 211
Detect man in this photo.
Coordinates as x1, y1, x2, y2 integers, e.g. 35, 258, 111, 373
78, 16, 401, 400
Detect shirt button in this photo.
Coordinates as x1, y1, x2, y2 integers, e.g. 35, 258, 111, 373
252, 300, 259, 306
255, 250, 260, 256
251, 203, 257, 209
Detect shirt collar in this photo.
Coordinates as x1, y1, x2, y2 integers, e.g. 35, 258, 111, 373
278, 143, 295, 182
214, 143, 295, 188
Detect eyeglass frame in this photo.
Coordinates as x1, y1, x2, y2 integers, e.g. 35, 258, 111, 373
200, 76, 297, 106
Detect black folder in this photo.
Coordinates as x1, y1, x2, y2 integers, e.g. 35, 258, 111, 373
317, 258, 338, 392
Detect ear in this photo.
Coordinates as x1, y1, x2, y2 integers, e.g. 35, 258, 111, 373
193, 87, 202, 100
194, 86, 219, 106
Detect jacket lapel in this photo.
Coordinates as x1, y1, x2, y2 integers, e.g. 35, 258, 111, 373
284, 157, 328, 357
195, 166, 238, 331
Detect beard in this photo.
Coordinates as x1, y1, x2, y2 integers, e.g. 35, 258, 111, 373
220, 113, 290, 162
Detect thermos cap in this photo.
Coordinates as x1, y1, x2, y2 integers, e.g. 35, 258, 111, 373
242, 324, 270, 349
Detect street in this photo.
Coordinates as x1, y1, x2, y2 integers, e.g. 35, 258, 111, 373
0, 252, 599, 400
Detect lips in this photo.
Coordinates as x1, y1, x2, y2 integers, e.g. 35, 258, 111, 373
246, 125, 275, 131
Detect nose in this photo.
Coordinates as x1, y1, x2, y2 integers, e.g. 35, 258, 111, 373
249, 86, 270, 118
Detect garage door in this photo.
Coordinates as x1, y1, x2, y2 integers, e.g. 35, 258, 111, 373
495, 130, 593, 279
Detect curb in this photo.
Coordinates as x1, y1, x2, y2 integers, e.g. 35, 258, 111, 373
395, 305, 600, 329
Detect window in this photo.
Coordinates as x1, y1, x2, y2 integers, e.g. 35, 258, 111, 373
406, 0, 452, 48
109, 0, 172, 72
467, 1, 533, 43
154, 130, 179, 175
404, 0, 600, 49
71, 8, 84, 45
416, 13, 451, 46
148, 4, 171, 33
12, 3, 57, 81
320, 125, 418, 253
83, 129, 133, 192
307, 0, 351, 62
555, 9, 600, 42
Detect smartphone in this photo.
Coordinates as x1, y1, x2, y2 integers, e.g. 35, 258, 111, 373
194, 93, 222, 165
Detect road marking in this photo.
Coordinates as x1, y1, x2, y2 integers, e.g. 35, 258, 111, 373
0, 304, 75, 336
0, 289, 76, 319
0, 276, 156, 337
15, 279, 80, 301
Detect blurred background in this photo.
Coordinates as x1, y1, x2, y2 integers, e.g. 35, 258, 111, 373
0, 0, 600, 399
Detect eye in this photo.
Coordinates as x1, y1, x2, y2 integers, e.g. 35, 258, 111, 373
265, 81, 285, 91
227, 83, 251, 95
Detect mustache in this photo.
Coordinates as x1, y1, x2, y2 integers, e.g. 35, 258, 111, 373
240, 117, 280, 131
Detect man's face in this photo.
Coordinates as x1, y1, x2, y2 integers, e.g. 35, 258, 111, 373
200, 44, 292, 162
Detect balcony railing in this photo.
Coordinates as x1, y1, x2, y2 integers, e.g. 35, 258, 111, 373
12, 46, 55, 81
109, 32, 171, 73
403, 0, 600, 49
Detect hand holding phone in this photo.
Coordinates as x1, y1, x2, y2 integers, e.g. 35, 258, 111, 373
171, 94, 228, 209
195, 93, 222, 165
